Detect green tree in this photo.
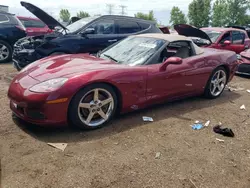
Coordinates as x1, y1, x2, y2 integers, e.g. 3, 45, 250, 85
212, 0, 229, 26
59, 9, 71, 22
227, 0, 249, 25
134, 10, 156, 21
170, 6, 187, 25
188, 0, 212, 27
77, 11, 90, 18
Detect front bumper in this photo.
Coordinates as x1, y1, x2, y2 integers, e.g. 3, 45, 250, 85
12, 50, 41, 71
8, 76, 68, 126
236, 63, 250, 76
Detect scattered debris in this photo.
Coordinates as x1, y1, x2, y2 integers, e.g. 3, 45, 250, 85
135, 157, 139, 161
227, 86, 245, 92
240, 105, 246, 110
192, 123, 203, 130
216, 138, 225, 142
213, 125, 235, 137
247, 90, 250, 93
204, 120, 210, 127
189, 179, 198, 188
184, 141, 191, 148
195, 120, 199, 124
47, 143, 67, 151
143, 116, 154, 122
155, 152, 161, 159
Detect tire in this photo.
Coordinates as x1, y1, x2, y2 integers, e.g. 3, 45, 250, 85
204, 67, 228, 99
68, 83, 118, 130
0, 40, 12, 63
50, 52, 66, 56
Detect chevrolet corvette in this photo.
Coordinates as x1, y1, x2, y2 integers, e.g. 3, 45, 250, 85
8, 34, 238, 129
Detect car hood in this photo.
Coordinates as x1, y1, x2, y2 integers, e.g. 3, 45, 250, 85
23, 54, 124, 81
174, 24, 212, 43
20, 1, 67, 30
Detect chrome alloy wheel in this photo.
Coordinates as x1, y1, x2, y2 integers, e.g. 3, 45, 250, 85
210, 70, 227, 97
78, 88, 114, 127
0, 43, 9, 61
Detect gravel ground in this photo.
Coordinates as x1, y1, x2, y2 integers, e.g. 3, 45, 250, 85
1, 63, 250, 188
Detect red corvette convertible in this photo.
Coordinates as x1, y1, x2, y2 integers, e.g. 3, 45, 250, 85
8, 34, 238, 129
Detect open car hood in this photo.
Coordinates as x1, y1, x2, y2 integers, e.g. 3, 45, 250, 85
20, 1, 67, 30
174, 24, 212, 43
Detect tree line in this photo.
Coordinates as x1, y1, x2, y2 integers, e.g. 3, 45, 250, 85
171, 0, 250, 27
59, 0, 250, 27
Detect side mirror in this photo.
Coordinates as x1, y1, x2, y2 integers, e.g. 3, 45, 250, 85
81, 28, 95, 35
224, 40, 231, 45
159, 57, 183, 71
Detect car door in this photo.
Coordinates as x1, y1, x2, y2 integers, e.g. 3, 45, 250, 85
79, 19, 118, 53
146, 41, 206, 103
214, 31, 233, 51
115, 20, 142, 41
230, 31, 246, 54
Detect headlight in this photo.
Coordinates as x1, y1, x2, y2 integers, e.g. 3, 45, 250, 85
29, 78, 68, 93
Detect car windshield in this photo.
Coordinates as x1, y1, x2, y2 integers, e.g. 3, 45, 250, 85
100, 37, 165, 66
203, 30, 222, 43
65, 16, 98, 33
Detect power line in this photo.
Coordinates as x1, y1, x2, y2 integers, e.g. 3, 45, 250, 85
106, 4, 115, 15
119, 5, 127, 15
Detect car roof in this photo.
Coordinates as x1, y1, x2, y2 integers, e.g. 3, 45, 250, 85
136, 33, 192, 42
201, 27, 246, 32
135, 33, 204, 55
99, 15, 157, 24
17, 16, 40, 20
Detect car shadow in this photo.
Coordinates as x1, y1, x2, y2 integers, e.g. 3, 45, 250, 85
13, 91, 241, 143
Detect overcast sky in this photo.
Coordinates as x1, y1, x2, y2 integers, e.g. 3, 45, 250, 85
0, 0, 193, 25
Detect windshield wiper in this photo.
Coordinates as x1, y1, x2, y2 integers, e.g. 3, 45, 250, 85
103, 54, 118, 62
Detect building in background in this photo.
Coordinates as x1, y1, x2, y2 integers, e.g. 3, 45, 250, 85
0, 5, 9, 12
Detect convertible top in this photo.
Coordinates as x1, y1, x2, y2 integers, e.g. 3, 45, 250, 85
136, 33, 204, 55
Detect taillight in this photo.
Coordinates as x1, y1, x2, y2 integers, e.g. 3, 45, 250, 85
15, 25, 26, 32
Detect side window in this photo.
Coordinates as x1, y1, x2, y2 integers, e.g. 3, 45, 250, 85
117, 20, 141, 34
138, 22, 150, 30
87, 20, 115, 34
0, 15, 9, 23
232, 31, 245, 44
219, 32, 231, 43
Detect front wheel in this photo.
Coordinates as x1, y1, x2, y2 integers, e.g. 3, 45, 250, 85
204, 67, 227, 99
0, 40, 12, 63
68, 84, 118, 129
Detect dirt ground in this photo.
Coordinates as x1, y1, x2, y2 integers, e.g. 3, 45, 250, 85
1, 63, 250, 188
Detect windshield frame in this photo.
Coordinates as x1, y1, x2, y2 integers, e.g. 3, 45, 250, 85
99, 36, 167, 66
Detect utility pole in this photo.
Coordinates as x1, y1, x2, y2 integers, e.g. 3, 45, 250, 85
119, 5, 127, 15
106, 4, 114, 15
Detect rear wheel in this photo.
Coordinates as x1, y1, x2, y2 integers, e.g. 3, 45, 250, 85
68, 84, 117, 129
204, 67, 227, 99
0, 40, 12, 63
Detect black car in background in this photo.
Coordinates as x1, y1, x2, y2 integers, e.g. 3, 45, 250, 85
0, 11, 26, 63
13, 1, 162, 70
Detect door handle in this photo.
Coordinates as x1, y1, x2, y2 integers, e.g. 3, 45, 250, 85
108, 39, 117, 42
